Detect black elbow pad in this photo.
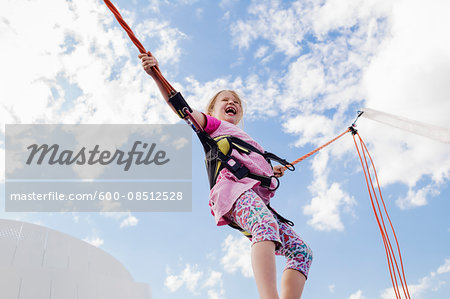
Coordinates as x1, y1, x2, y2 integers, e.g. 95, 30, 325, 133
168, 92, 193, 119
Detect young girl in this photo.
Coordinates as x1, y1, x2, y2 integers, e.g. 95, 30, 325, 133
139, 53, 313, 299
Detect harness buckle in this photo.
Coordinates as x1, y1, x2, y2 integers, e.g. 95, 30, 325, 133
221, 155, 250, 179
224, 156, 241, 172
231, 163, 250, 180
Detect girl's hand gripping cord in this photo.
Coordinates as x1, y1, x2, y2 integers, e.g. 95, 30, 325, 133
139, 53, 159, 78
273, 165, 285, 178
138, 54, 206, 131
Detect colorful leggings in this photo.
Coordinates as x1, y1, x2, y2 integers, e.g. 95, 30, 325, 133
227, 189, 313, 278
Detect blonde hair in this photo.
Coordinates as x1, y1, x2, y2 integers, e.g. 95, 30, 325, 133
205, 90, 244, 123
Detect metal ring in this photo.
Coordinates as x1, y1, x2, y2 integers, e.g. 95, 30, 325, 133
268, 175, 280, 191
285, 163, 295, 171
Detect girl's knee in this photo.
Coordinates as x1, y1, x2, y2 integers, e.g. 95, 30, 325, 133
293, 241, 313, 262
284, 242, 313, 278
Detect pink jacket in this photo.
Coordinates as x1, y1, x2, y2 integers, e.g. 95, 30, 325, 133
204, 115, 276, 225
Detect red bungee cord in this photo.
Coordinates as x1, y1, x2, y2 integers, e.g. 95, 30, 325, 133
103, 0, 175, 97
103, 1, 410, 296
352, 131, 411, 299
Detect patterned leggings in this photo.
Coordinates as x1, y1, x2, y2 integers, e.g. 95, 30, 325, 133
227, 189, 313, 278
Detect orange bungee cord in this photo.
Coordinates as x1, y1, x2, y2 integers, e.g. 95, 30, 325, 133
285, 120, 411, 298
352, 129, 411, 299
103, 1, 411, 297
283, 128, 351, 169
103, 0, 175, 97
103, 0, 204, 132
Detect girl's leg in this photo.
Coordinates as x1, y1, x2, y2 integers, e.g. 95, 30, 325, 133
275, 221, 313, 299
228, 190, 282, 298
252, 241, 279, 299
280, 269, 306, 299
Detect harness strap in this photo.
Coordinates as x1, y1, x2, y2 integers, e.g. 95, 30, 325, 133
198, 132, 291, 191
267, 204, 295, 227
228, 222, 252, 238
227, 137, 295, 171
216, 150, 278, 190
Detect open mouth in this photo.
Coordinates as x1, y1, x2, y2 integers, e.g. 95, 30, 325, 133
225, 106, 236, 115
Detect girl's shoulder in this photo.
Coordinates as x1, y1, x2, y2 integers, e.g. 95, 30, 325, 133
204, 114, 221, 134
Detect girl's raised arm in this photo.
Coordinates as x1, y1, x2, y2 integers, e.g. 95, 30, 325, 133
139, 53, 206, 128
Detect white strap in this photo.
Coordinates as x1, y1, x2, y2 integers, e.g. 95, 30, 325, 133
361, 107, 450, 144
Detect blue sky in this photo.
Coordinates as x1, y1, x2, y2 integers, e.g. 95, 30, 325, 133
1, 0, 449, 298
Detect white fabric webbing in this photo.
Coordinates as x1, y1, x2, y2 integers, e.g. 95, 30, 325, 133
361, 107, 450, 144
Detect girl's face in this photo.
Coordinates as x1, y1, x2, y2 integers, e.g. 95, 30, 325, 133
210, 91, 242, 125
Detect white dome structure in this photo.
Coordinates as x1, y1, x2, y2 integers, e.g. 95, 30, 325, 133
0, 219, 151, 299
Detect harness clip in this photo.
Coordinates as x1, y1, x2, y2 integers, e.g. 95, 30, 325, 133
348, 126, 358, 135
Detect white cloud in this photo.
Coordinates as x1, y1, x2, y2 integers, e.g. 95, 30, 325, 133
207, 288, 225, 299
120, 214, 139, 228
0, 0, 186, 129
303, 152, 356, 231
396, 184, 440, 210
359, 0, 450, 209
204, 270, 223, 288
381, 257, 450, 299
284, 54, 326, 103
165, 264, 203, 294
437, 259, 450, 275
364, 0, 450, 126
348, 289, 365, 299
310, 0, 392, 37
99, 211, 139, 228
220, 234, 253, 277
164, 264, 224, 297
219, 0, 239, 9
204, 271, 225, 299
164, 273, 185, 292
283, 114, 338, 148
254, 45, 269, 59
135, 20, 187, 65
83, 236, 104, 247
231, 0, 306, 57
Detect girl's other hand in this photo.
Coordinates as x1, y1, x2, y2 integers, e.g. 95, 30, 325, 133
273, 165, 285, 178
138, 53, 158, 77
